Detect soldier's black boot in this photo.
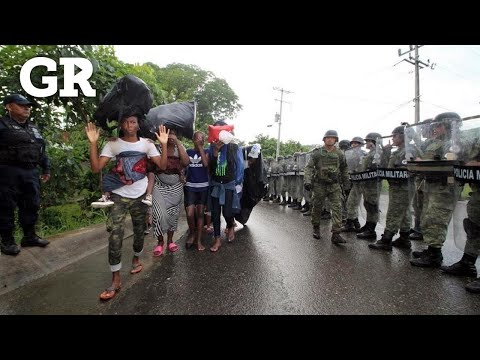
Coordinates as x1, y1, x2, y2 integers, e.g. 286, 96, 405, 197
288, 199, 298, 208
350, 219, 360, 233
21, 226, 50, 248
412, 248, 428, 258
331, 232, 346, 244
369, 230, 394, 251
440, 253, 478, 277
392, 231, 412, 249
466, 277, 480, 293
303, 208, 312, 216
0, 231, 21, 256
341, 219, 355, 232
286, 197, 292, 205
272, 196, 280, 203
293, 201, 303, 210
409, 219, 423, 240
355, 222, 366, 234
279, 198, 288, 205
262, 195, 270, 201
300, 202, 310, 213
313, 225, 320, 239
410, 246, 443, 268
357, 222, 377, 240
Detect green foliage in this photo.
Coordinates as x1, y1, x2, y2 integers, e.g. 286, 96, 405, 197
38, 203, 106, 237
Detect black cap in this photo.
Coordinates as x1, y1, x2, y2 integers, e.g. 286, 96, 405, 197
3, 94, 36, 106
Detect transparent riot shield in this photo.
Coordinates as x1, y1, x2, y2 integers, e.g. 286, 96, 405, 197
452, 116, 480, 256
344, 146, 367, 222
353, 137, 382, 231
376, 131, 414, 235
296, 152, 307, 204
406, 117, 463, 250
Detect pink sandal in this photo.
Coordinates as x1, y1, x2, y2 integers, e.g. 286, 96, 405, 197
168, 242, 179, 253
153, 245, 164, 257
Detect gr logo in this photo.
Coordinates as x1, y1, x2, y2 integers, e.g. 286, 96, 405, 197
20, 57, 96, 98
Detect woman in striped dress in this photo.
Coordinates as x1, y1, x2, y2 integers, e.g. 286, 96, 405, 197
151, 129, 190, 256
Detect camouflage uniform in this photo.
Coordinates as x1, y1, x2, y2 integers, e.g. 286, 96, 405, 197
410, 113, 463, 267
304, 137, 350, 242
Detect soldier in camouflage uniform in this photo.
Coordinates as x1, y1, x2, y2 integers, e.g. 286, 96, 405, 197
409, 118, 434, 241
277, 155, 287, 205
357, 132, 384, 240
369, 126, 413, 251
292, 152, 305, 210
342, 136, 366, 232
304, 130, 350, 244
302, 150, 314, 216
270, 157, 281, 203
441, 118, 480, 293
410, 112, 463, 267
287, 153, 300, 208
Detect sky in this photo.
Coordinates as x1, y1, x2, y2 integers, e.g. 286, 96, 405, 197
115, 45, 480, 147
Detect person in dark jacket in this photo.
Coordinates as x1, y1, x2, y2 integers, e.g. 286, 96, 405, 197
0, 94, 51, 256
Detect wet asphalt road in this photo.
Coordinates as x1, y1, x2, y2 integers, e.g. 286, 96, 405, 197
1, 198, 480, 315
107, 200, 480, 315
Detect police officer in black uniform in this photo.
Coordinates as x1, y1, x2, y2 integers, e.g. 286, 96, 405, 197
0, 94, 51, 256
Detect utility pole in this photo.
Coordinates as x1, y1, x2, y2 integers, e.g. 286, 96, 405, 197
397, 45, 435, 124
273, 87, 293, 160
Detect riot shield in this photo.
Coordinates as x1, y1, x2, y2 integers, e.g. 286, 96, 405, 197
296, 152, 307, 204
344, 146, 366, 223
376, 131, 414, 235
353, 136, 382, 232
406, 116, 463, 251
452, 116, 480, 256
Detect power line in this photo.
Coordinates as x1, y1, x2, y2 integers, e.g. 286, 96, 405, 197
375, 98, 414, 122
419, 99, 453, 112
397, 45, 435, 124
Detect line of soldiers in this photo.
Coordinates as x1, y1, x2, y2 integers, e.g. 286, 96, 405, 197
262, 112, 480, 294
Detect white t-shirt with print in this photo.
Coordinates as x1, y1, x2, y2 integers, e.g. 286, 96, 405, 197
100, 138, 160, 198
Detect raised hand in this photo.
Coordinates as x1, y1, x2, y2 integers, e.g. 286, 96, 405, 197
85, 122, 100, 143
156, 125, 170, 144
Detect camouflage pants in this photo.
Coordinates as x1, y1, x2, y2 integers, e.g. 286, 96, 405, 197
311, 182, 342, 232
108, 193, 148, 270
412, 177, 426, 232
304, 188, 312, 202
278, 176, 286, 197
360, 180, 380, 224
346, 183, 362, 220
268, 177, 277, 196
295, 175, 304, 201
287, 176, 296, 199
422, 182, 461, 248
385, 182, 412, 234
465, 188, 480, 256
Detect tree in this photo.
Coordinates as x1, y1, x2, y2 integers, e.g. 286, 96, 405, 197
250, 134, 310, 158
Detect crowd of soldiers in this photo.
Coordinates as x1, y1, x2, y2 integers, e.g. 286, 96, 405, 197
262, 112, 480, 294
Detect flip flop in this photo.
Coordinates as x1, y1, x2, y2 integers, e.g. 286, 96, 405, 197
153, 245, 164, 257
130, 263, 143, 274
168, 242, 179, 253
99, 284, 121, 301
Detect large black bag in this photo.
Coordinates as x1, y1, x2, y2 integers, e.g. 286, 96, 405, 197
140, 101, 196, 140
93, 75, 153, 130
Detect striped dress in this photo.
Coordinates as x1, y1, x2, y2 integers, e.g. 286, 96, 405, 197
152, 145, 185, 237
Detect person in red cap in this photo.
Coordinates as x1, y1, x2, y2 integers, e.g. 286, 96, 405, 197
0, 94, 51, 256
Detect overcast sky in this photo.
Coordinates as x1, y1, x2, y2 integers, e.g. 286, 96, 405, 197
115, 45, 480, 146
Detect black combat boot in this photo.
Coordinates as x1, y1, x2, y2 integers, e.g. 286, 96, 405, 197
301, 203, 310, 213
21, 226, 50, 248
409, 230, 423, 241
303, 209, 311, 216
272, 196, 280, 203
293, 202, 303, 210
356, 222, 377, 240
369, 230, 394, 251
392, 231, 412, 249
410, 246, 443, 268
262, 195, 270, 201
331, 232, 346, 244
352, 218, 361, 232
313, 225, 320, 239
288, 199, 298, 208
286, 197, 292, 205
412, 248, 428, 258
279, 198, 288, 205
440, 253, 478, 277
341, 219, 355, 232
0, 231, 21, 256
466, 277, 480, 293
